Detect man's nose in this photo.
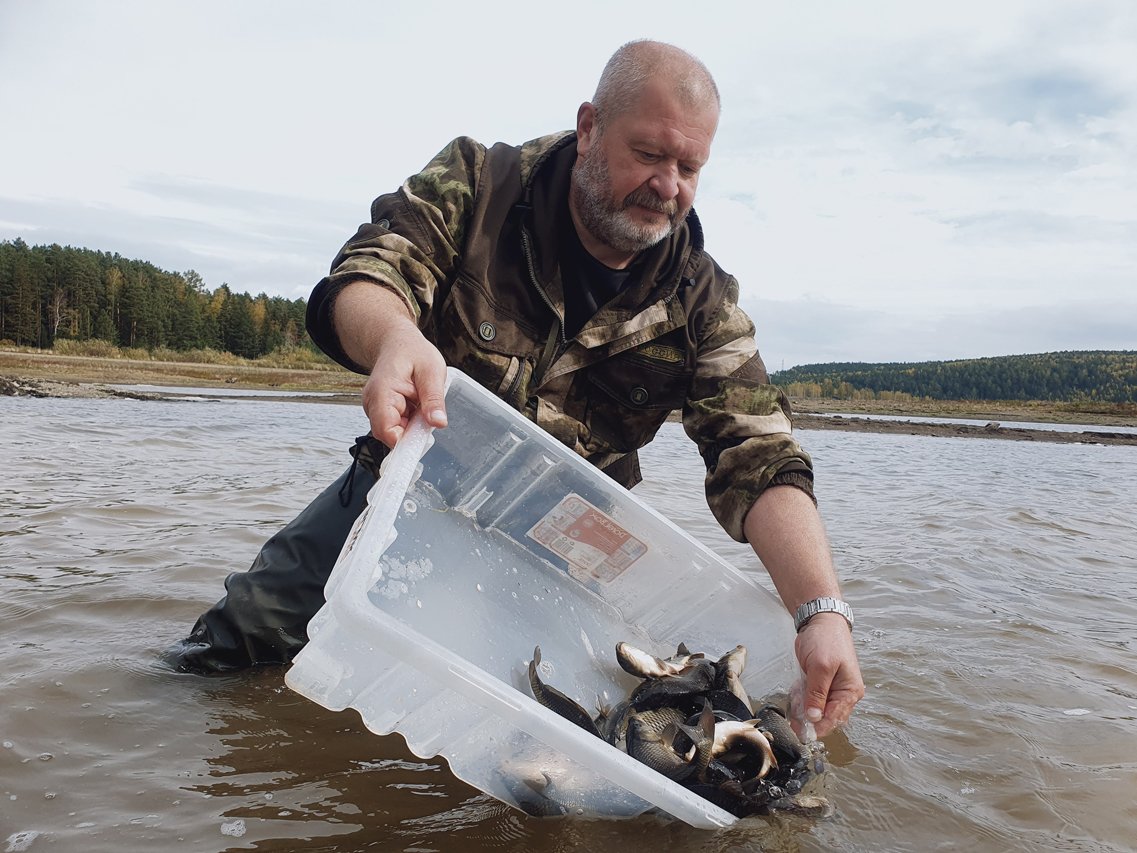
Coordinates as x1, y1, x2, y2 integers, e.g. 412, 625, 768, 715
648, 164, 679, 200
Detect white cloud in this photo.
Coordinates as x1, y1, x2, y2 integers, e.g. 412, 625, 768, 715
1, 0, 1134, 365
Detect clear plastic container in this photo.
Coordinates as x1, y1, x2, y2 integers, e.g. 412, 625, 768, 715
285, 368, 799, 828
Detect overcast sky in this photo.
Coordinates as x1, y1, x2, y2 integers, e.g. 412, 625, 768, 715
1, 1, 1133, 369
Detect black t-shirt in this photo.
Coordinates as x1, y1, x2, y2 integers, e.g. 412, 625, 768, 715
560, 220, 636, 339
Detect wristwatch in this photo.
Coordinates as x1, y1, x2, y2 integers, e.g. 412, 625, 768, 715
794, 596, 854, 633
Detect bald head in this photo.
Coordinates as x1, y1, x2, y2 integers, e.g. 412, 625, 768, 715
591, 40, 720, 127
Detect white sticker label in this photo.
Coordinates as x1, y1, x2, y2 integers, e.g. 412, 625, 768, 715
527, 494, 647, 584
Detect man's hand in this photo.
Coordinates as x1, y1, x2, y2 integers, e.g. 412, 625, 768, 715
795, 612, 864, 737
361, 321, 448, 447
332, 280, 448, 447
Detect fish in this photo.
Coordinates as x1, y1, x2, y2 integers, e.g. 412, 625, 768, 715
754, 703, 810, 767
626, 715, 697, 780
699, 689, 754, 722
594, 697, 633, 749
765, 793, 833, 818
626, 700, 716, 782
627, 657, 717, 711
711, 779, 833, 819
711, 720, 778, 780
615, 641, 702, 678
714, 644, 755, 716
625, 705, 687, 737
527, 646, 601, 737
522, 639, 830, 820
688, 698, 723, 782
515, 770, 589, 817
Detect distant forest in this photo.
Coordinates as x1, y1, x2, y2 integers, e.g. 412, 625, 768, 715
3, 240, 1134, 403
0, 239, 310, 358
772, 352, 1137, 404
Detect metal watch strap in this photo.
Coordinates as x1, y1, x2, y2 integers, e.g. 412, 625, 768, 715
794, 596, 854, 632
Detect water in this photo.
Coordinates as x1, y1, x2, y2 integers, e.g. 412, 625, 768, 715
2, 395, 1135, 852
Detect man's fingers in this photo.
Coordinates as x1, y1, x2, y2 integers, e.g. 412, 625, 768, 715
825, 691, 858, 726
794, 616, 864, 737
359, 328, 448, 445
368, 404, 406, 449
365, 382, 446, 448
362, 381, 409, 448
812, 685, 861, 737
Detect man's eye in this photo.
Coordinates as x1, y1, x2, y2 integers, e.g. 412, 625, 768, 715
680, 164, 699, 177
636, 150, 660, 161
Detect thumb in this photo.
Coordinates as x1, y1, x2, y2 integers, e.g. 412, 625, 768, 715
803, 659, 835, 724
415, 361, 449, 428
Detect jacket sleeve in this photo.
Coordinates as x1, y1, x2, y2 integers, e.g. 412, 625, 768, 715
682, 272, 815, 543
306, 137, 486, 372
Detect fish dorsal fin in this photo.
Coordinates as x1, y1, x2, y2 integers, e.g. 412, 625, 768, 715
521, 771, 554, 795
676, 642, 691, 657
667, 723, 699, 762
698, 698, 716, 739
741, 718, 776, 744
595, 694, 610, 718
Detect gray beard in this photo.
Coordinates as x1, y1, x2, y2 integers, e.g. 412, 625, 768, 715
571, 149, 680, 255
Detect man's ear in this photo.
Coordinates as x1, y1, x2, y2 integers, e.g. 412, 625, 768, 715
576, 102, 598, 155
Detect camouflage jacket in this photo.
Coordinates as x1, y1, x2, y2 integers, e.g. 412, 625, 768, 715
307, 132, 813, 542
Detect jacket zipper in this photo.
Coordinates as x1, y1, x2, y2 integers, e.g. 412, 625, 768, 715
519, 219, 691, 398
521, 224, 565, 389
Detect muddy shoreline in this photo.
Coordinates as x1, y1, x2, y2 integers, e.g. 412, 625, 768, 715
5, 348, 1136, 446
789, 412, 1137, 446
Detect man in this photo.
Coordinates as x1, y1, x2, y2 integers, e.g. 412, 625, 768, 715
173, 40, 864, 737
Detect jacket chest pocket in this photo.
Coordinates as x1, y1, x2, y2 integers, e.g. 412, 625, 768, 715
584, 353, 692, 453
435, 275, 542, 408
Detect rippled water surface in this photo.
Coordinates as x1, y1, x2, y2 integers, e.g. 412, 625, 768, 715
2, 395, 1135, 852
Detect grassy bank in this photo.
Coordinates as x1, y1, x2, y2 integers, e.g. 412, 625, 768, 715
0, 345, 365, 394
791, 395, 1137, 427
